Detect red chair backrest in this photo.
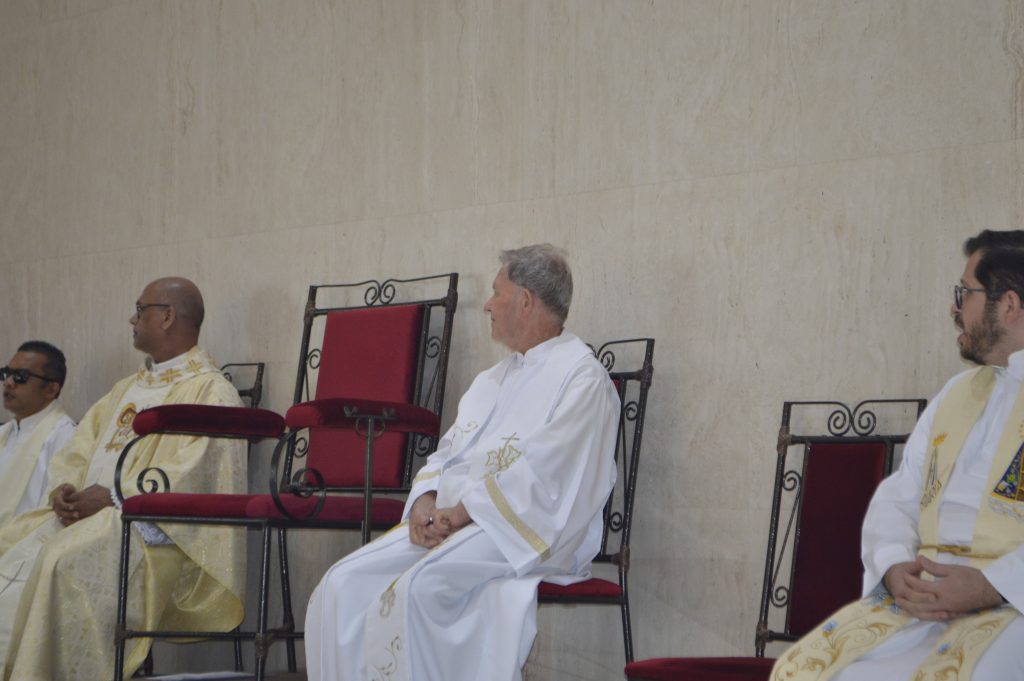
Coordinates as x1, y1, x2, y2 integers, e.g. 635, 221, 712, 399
786, 441, 887, 635
305, 304, 425, 487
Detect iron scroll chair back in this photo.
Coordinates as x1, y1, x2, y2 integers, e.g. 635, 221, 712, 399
624, 398, 925, 681
537, 337, 655, 665
270, 273, 458, 541
112, 274, 459, 681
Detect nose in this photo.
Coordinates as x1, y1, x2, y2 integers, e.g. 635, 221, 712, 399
483, 297, 492, 313
950, 302, 958, 318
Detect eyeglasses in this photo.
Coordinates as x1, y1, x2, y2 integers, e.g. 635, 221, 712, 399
134, 303, 171, 316
0, 367, 57, 385
954, 284, 987, 309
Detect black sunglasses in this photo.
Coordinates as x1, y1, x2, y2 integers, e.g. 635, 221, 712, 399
0, 366, 57, 385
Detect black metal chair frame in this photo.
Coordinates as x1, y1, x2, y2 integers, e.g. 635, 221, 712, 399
538, 337, 655, 665
119, 362, 267, 678
754, 398, 926, 655
113, 275, 458, 681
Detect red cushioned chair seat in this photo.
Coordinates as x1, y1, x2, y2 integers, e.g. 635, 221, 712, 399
286, 398, 440, 434
246, 493, 406, 526
624, 656, 776, 681
123, 492, 256, 518
538, 578, 622, 601
133, 404, 285, 439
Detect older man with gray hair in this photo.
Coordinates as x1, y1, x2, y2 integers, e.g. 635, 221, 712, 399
305, 244, 621, 681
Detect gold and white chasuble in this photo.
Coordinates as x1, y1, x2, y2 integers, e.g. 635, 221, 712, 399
0, 347, 246, 681
773, 360, 1024, 681
305, 332, 620, 681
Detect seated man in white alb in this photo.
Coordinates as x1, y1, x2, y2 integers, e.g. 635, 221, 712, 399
0, 277, 246, 681
0, 341, 76, 666
305, 244, 621, 681
0, 341, 76, 528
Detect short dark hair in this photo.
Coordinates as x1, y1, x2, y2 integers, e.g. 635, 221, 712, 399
973, 247, 1024, 308
17, 340, 67, 388
963, 229, 1024, 256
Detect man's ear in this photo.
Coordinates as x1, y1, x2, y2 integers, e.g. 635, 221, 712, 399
44, 380, 61, 401
1004, 289, 1024, 323
160, 306, 177, 331
519, 286, 535, 312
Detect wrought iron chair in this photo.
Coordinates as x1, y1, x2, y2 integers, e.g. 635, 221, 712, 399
537, 338, 654, 665
112, 274, 459, 681
134, 363, 269, 677
624, 398, 926, 681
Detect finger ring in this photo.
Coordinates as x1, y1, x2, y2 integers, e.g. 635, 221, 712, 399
427, 516, 434, 525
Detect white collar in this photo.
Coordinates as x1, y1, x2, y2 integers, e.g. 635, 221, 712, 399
10, 400, 60, 435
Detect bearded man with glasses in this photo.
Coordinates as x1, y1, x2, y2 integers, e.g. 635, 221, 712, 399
773, 230, 1024, 681
0, 277, 246, 681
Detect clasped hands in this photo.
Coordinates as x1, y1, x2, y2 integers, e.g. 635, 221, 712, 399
408, 492, 471, 548
52, 483, 114, 527
884, 555, 1006, 621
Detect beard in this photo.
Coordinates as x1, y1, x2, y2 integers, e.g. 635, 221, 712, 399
958, 303, 1005, 365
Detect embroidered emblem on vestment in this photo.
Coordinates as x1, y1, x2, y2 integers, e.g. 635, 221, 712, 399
989, 442, 1024, 522
158, 367, 182, 384
371, 635, 402, 681
105, 403, 138, 452
486, 433, 523, 474
920, 434, 946, 509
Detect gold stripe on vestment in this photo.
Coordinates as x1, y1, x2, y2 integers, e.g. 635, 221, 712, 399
485, 475, 550, 560
917, 543, 1001, 560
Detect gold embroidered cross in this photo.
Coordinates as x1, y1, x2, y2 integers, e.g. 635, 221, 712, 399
486, 434, 523, 473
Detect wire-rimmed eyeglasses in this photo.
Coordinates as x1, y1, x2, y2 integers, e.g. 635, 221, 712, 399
954, 284, 986, 309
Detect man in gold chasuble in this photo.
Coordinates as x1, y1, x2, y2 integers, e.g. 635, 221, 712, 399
0, 277, 246, 681
773, 231, 1024, 680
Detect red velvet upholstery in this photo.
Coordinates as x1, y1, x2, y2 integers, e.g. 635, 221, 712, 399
624, 657, 775, 681
123, 491, 255, 518
538, 578, 621, 601
246, 494, 405, 525
787, 442, 886, 635
286, 398, 439, 434
133, 404, 285, 439
305, 305, 425, 487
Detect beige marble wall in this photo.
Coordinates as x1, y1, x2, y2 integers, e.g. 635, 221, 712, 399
2, 1, 1023, 678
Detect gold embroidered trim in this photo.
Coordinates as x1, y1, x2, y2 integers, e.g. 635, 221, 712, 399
485, 475, 550, 560
917, 543, 1001, 560
412, 470, 440, 484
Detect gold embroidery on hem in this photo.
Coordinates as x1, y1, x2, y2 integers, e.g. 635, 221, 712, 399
485, 475, 550, 560
371, 635, 402, 681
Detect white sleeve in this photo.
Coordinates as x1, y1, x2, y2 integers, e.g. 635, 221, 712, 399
18, 417, 76, 515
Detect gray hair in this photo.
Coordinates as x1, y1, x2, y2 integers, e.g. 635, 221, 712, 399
499, 244, 573, 324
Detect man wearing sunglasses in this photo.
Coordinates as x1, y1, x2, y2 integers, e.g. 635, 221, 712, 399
773, 231, 1024, 681
0, 341, 75, 527
0, 277, 246, 681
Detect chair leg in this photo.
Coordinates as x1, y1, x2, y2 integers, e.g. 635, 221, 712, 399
277, 528, 298, 672
620, 591, 634, 664
255, 525, 273, 681
233, 625, 243, 672
114, 520, 133, 681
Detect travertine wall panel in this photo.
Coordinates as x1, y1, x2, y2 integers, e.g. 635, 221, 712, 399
2, 1, 1023, 679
